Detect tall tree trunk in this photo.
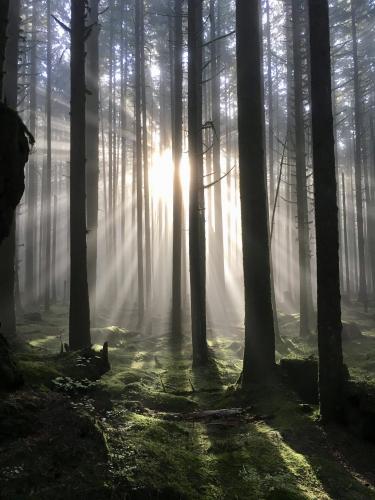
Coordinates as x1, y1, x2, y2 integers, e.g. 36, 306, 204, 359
135, 0, 144, 326
236, 0, 275, 383
188, 0, 208, 366
86, 0, 99, 325
341, 173, 351, 299
266, 0, 274, 204
140, 0, 151, 311
44, 0, 52, 311
69, 0, 91, 349
0, 0, 9, 97
210, 0, 226, 314
308, 0, 344, 422
292, 0, 314, 337
120, 0, 128, 280
171, 0, 183, 339
351, 0, 367, 309
25, 1, 37, 310
0, 0, 20, 338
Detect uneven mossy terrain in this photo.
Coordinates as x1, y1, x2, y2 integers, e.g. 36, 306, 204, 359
1, 304, 375, 499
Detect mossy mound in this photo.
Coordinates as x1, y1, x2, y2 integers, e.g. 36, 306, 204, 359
0, 390, 109, 499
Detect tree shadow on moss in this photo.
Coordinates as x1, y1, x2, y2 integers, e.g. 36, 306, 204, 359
249, 381, 375, 500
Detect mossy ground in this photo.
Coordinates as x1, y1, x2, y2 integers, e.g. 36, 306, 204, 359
1, 304, 375, 499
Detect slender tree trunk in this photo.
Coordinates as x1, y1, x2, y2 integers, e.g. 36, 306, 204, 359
188, 0, 208, 366
69, 0, 91, 349
25, 2, 37, 310
0, 0, 9, 97
210, 0, 226, 313
44, 0, 52, 311
266, 0, 274, 204
120, 0, 128, 280
86, 0, 99, 325
140, 0, 151, 311
171, 0, 183, 338
351, 0, 367, 309
308, 0, 344, 423
341, 173, 351, 299
236, 0, 275, 383
135, 0, 144, 326
0, 0, 20, 338
292, 0, 314, 336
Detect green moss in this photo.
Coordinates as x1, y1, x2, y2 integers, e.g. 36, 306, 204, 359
17, 359, 62, 386
11, 306, 375, 499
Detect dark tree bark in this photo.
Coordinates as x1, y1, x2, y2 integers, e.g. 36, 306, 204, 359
188, 0, 208, 366
291, 0, 314, 337
0, 0, 20, 338
69, 0, 91, 350
135, 0, 144, 326
341, 173, 351, 299
350, 0, 367, 309
209, 0, 226, 314
44, 0, 52, 311
236, 0, 275, 383
140, 0, 151, 311
25, 1, 37, 310
120, 0, 128, 279
171, 0, 183, 339
86, 0, 100, 326
308, 0, 344, 422
0, 0, 9, 98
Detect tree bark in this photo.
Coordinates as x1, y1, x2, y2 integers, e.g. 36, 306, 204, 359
188, 0, 208, 366
236, 0, 275, 383
308, 0, 344, 422
0, 0, 20, 338
69, 0, 91, 349
171, 0, 183, 339
86, 0, 100, 326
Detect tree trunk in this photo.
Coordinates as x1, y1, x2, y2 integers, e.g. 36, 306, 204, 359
292, 0, 314, 337
135, 0, 144, 327
86, 0, 99, 326
171, 0, 183, 339
236, 0, 275, 383
308, 0, 344, 422
0, 0, 20, 338
25, 1, 37, 310
188, 0, 208, 367
44, 0, 52, 311
69, 0, 91, 349
210, 0, 226, 317
351, 0, 367, 309
0, 0, 9, 97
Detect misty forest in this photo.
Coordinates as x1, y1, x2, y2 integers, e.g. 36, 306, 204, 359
1, 0, 375, 498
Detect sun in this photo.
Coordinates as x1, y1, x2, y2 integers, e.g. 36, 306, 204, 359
149, 149, 190, 204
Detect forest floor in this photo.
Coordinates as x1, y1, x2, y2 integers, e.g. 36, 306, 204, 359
1, 304, 375, 499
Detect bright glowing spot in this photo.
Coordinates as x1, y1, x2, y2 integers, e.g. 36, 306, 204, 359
149, 149, 190, 203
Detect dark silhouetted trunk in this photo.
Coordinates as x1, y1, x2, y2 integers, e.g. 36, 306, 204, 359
25, 2, 37, 310
86, 0, 99, 325
188, 0, 208, 366
135, 0, 144, 326
308, 0, 344, 422
69, 0, 91, 349
236, 0, 275, 383
171, 0, 183, 338
350, 0, 367, 308
44, 0, 52, 311
0, 0, 20, 338
292, 0, 314, 337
